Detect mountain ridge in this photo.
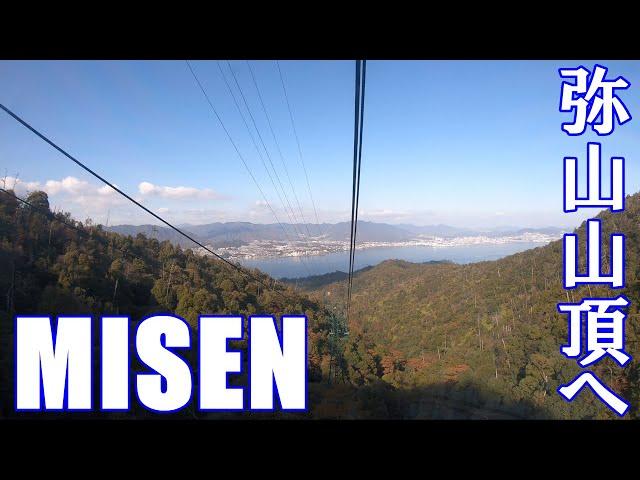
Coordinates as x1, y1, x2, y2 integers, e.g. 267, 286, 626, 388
107, 220, 566, 248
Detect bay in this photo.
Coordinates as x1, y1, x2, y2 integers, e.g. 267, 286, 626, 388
236, 241, 547, 279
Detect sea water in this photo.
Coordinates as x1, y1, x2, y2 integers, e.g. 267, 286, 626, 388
236, 242, 545, 279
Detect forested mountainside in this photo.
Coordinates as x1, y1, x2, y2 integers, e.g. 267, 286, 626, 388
4, 188, 640, 419
307, 192, 640, 419
0, 190, 338, 418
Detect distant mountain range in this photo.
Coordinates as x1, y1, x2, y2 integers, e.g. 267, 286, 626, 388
107, 220, 567, 248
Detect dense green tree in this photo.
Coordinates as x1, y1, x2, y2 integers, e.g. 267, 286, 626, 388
0, 190, 335, 418
8, 188, 640, 419
306, 192, 640, 419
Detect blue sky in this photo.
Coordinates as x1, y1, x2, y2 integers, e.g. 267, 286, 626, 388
1, 60, 639, 229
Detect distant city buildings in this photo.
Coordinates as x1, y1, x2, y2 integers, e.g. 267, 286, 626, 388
195, 231, 562, 261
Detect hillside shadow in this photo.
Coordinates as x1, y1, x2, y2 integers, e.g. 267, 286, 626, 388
382, 383, 552, 419
302, 380, 554, 420
0, 380, 552, 420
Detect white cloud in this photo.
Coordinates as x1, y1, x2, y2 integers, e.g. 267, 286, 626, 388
157, 207, 170, 213
45, 176, 92, 195
138, 182, 156, 195
2, 176, 42, 195
1, 175, 128, 222
3, 175, 120, 204
98, 184, 117, 195
138, 181, 223, 200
